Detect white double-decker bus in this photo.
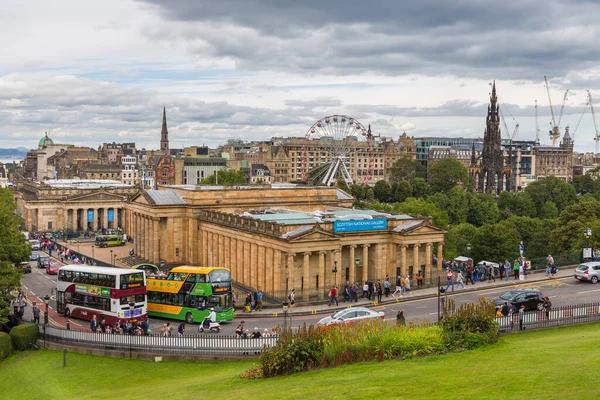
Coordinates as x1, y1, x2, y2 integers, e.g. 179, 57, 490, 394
56, 265, 147, 324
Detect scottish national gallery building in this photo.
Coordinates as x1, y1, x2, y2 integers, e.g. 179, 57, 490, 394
125, 185, 445, 299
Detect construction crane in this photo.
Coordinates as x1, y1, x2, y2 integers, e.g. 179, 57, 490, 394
557, 89, 569, 128
570, 97, 589, 142
535, 100, 541, 144
544, 75, 563, 146
589, 90, 600, 154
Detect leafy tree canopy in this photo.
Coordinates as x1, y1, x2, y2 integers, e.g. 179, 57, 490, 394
524, 176, 577, 217
200, 169, 247, 185
389, 156, 426, 183
427, 158, 469, 193
467, 194, 500, 227
394, 197, 449, 228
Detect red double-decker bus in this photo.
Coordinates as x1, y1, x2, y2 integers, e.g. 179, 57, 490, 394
56, 265, 147, 324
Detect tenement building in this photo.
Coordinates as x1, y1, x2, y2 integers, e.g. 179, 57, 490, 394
125, 185, 445, 299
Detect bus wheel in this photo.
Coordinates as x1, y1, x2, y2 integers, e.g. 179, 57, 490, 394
185, 312, 194, 324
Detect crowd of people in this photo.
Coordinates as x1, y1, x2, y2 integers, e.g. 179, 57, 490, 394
89, 314, 151, 335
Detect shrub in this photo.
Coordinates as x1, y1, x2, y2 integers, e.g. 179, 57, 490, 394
240, 364, 263, 380
0, 332, 12, 360
440, 297, 500, 346
9, 323, 39, 351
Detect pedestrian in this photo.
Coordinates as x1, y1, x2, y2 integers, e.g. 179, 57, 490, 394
362, 281, 369, 298
32, 302, 40, 324
351, 283, 358, 303
396, 310, 406, 326
546, 254, 554, 277
465, 266, 474, 285
383, 279, 390, 297
550, 264, 557, 279
177, 322, 185, 337
392, 275, 402, 298
543, 296, 552, 319
504, 259, 511, 281
251, 327, 262, 339
513, 260, 520, 280
328, 286, 339, 306
499, 261, 505, 280
488, 263, 496, 282
456, 271, 465, 289
404, 275, 411, 295
288, 289, 295, 309
342, 283, 350, 303
19, 297, 26, 317
473, 266, 478, 283
416, 270, 423, 288
256, 289, 263, 311
500, 301, 511, 316
367, 280, 374, 300
100, 317, 107, 333
376, 281, 383, 303
90, 315, 98, 333
445, 270, 455, 292
518, 305, 526, 331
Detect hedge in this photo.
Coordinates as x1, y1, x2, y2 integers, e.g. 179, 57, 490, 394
0, 332, 12, 360
10, 323, 39, 351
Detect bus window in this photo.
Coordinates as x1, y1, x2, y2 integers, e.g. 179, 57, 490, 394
208, 270, 230, 283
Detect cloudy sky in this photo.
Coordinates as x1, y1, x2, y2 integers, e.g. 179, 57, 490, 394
2, 0, 600, 151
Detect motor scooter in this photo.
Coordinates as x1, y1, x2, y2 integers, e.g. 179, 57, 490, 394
198, 317, 221, 333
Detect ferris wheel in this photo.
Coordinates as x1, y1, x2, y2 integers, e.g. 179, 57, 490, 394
300, 115, 374, 187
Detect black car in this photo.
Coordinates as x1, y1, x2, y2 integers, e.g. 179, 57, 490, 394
494, 289, 546, 311
37, 256, 51, 269
16, 261, 32, 274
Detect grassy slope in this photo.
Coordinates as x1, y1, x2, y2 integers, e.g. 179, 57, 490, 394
1, 323, 598, 400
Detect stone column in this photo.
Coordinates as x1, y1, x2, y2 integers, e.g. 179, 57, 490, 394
425, 243, 433, 283
437, 243, 444, 270
303, 252, 311, 300
243, 241, 251, 286
265, 247, 274, 293
318, 251, 326, 299
333, 249, 342, 287
273, 250, 282, 293
349, 245, 357, 284
258, 245, 266, 291
413, 244, 420, 278
362, 244, 370, 282
145, 217, 151, 261
250, 242, 257, 288
287, 253, 296, 291
400, 245, 408, 276
230, 238, 238, 281
93, 208, 99, 231
202, 229, 208, 266
102, 208, 108, 230
153, 218, 159, 264
236, 240, 244, 285
207, 232, 214, 266
374, 244, 382, 280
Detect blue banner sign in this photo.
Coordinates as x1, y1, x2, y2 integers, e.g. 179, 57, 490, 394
87, 209, 94, 223
333, 218, 387, 233
107, 209, 114, 222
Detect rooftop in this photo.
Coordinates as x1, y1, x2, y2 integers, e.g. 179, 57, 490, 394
43, 179, 134, 189
244, 208, 413, 225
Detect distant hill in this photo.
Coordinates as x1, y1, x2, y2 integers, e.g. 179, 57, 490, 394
0, 148, 28, 157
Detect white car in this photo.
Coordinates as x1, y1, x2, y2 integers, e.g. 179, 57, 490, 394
317, 307, 385, 327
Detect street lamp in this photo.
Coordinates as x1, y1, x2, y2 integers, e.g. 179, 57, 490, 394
466, 243, 472, 264
43, 294, 50, 347
282, 301, 289, 332
437, 277, 445, 323
110, 250, 113, 268
332, 261, 338, 286
91, 245, 95, 262
354, 257, 360, 284
129, 301, 135, 358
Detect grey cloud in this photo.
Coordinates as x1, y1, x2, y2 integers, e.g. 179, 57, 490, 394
137, 0, 600, 80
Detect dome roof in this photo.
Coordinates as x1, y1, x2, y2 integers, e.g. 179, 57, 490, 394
39, 132, 54, 147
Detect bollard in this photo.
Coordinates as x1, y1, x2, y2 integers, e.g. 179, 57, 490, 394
63, 348, 67, 367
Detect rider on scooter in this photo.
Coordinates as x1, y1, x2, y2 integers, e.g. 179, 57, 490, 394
205, 308, 216, 328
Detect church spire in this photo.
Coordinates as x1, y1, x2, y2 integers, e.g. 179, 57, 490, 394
470, 142, 477, 165
160, 106, 169, 154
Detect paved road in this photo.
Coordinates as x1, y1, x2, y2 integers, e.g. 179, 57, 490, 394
19, 262, 599, 336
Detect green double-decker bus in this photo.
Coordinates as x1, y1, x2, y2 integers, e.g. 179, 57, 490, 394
146, 266, 234, 324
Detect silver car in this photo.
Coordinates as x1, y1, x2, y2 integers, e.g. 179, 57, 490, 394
574, 262, 600, 284
317, 307, 385, 327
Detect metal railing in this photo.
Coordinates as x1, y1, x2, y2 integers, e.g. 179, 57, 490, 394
496, 303, 600, 333
40, 325, 278, 355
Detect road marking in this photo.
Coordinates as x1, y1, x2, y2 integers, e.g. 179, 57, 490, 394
577, 289, 600, 294
416, 306, 427, 309
30, 291, 36, 296
428, 312, 438, 315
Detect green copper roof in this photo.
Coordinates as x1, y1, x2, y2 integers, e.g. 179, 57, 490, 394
39, 133, 54, 147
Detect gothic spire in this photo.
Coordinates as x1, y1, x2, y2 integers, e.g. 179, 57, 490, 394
160, 106, 169, 154
470, 142, 477, 165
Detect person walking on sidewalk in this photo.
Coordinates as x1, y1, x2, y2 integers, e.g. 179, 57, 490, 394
328, 286, 339, 306
499, 261, 505, 280
32, 302, 40, 324
255, 289, 263, 311
404, 275, 411, 295
445, 270, 455, 292
456, 271, 465, 289
362, 281, 369, 298
416, 270, 423, 288
288, 289, 295, 309
465, 266, 474, 285
488, 263, 496, 282
504, 260, 511, 281
513, 260, 520, 280
392, 275, 403, 298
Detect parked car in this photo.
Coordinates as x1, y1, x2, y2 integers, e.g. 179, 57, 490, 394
16, 261, 31, 274
29, 252, 40, 261
37, 256, 51, 269
28, 239, 40, 251
494, 289, 546, 311
317, 307, 385, 327
574, 262, 600, 284
46, 262, 60, 275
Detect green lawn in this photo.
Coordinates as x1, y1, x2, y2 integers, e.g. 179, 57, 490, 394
2, 323, 599, 400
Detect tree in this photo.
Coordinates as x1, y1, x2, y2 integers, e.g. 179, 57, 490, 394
467, 194, 500, 227
365, 188, 374, 201
551, 196, 600, 253
539, 201, 558, 220
389, 156, 426, 182
446, 186, 470, 225
444, 223, 478, 259
427, 158, 469, 193
524, 176, 577, 217
200, 169, 247, 185
572, 174, 597, 195
471, 224, 520, 263
0, 188, 29, 325
410, 178, 430, 199
349, 184, 365, 200
394, 198, 449, 228
373, 180, 393, 202
497, 191, 536, 219
394, 181, 412, 203
336, 178, 350, 193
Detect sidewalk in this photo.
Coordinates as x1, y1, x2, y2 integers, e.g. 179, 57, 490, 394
54, 239, 131, 268
235, 270, 574, 319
